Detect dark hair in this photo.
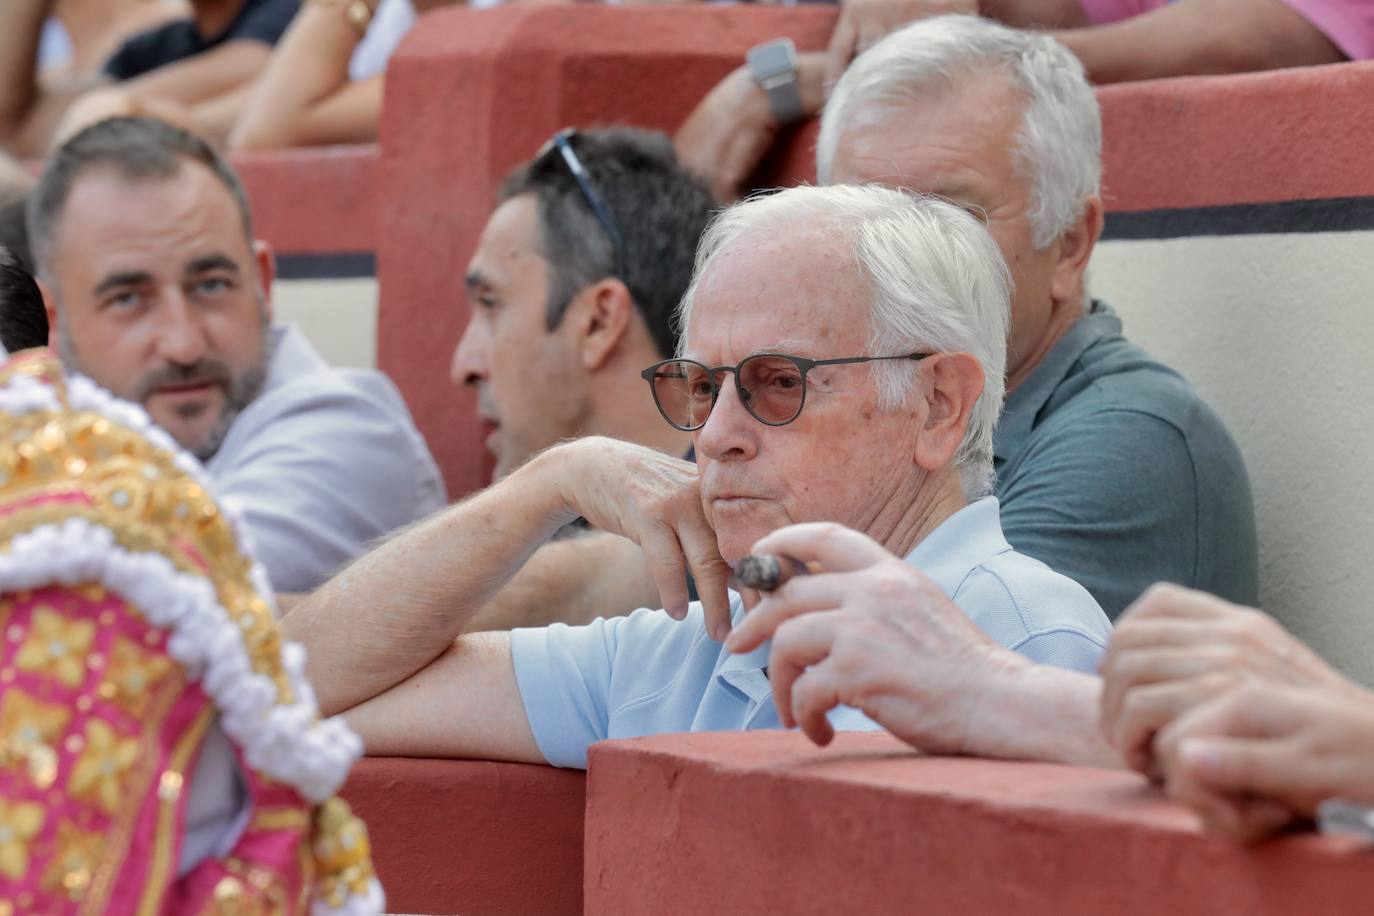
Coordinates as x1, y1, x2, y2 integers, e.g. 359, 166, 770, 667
499, 128, 716, 360
26, 116, 253, 280
0, 244, 48, 352
0, 194, 33, 275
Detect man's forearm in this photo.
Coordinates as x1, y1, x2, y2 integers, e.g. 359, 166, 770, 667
966, 661, 1120, 768
0, 1, 52, 141
466, 531, 658, 632
284, 448, 576, 716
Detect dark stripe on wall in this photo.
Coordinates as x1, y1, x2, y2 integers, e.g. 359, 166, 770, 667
1103, 195, 1374, 241
275, 252, 376, 280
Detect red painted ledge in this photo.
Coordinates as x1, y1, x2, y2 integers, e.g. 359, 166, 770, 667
232, 144, 380, 255
341, 756, 585, 915
585, 731, 1373, 915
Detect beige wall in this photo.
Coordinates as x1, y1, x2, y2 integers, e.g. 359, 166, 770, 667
273, 277, 379, 369
1091, 232, 1374, 684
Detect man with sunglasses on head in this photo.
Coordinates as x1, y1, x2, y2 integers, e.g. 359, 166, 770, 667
284, 184, 1111, 769
448, 127, 717, 630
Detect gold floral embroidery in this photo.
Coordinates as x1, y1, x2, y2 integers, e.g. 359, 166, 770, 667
41, 822, 103, 901
0, 690, 71, 788
68, 720, 139, 815
14, 607, 96, 689
96, 636, 173, 717
0, 799, 44, 879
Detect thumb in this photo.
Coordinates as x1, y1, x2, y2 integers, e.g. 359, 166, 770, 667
1178, 736, 1299, 802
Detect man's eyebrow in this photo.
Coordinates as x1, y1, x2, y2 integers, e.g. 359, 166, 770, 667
186, 253, 240, 275
93, 270, 155, 297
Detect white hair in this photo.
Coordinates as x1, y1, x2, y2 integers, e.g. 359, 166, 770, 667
677, 184, 1010, 498
817, 14, 1102, 250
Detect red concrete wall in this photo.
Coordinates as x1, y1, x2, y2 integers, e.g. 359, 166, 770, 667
376, 5, 836, 498
585, 731, 1373, 915
341, 757, 585, 915
233, 144, 380, 254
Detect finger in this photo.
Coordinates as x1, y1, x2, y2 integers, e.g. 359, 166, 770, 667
1116, 583, 1240, 627
1101, 646, 1234, 734
640, 526, 691, 621
739, 586, 762, 613
824, 14, 858, 94
768, 612, 844, 730
791, 662, 843, 747
678, 521, 733, 640
1177, 736, 1309, 804
725, 570, 859, 654
1101, 619, 1229, 671
1109, 674, 1236, 776
750, 522, 890, 574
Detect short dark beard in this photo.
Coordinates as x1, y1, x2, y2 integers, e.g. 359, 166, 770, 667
58, 317, 272, 461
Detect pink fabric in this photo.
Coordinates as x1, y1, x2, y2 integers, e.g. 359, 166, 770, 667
1076, 0, 1372, 60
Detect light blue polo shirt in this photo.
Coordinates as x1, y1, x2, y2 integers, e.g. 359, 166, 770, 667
510, 496, 1111, 769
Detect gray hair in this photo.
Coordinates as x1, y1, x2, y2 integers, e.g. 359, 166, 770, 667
817, 14, 1101, 250
678, 184, 1010, 498
27, 116, 254, 284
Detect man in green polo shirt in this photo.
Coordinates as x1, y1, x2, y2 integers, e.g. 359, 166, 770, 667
813, 16, 1256, 618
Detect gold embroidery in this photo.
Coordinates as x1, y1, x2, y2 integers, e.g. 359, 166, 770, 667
0, 690, 71, 789
68, 719, 140, 815
132, 704, 213, 916
0, 798, 44, 879
41, 822, 103, 901
98, 636, 173, 717
312, 798, 377, 908
249, 808, 311, 834
14, 606, 96, 689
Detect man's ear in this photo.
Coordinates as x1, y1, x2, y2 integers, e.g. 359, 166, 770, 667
1050, 195, 1104, 306
252, 239, 276, 323
40, 278, 58, 349
913, 352, 985, 474
573, 277, 635, 372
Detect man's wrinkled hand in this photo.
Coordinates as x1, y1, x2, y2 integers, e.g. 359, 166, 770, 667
555, 437, 732, 638
1099, 583, 1357, 778
824, 0, 979, 91
725, 521, 1014, 751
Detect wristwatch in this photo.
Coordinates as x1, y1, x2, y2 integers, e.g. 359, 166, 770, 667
746, 38, 805, 126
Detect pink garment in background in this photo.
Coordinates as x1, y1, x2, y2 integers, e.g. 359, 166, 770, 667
1075, 0, 1374, 61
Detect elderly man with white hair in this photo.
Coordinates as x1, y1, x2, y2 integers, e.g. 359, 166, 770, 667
283, 183, 1111, 768
681, 16, 1257, 620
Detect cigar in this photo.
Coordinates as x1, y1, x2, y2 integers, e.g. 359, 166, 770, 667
729, 554, 811, 592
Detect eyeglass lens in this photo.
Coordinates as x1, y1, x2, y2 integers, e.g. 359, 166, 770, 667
650, 356, 807, 430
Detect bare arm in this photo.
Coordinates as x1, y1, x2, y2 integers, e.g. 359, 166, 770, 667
0, 0, 107, 157
283, 437, 731, 717
284, 447, 576, 717
230, 4, 382, 151
466, 531, 660, 632
343, 631, 544, 763
1051, 0, 1345, 84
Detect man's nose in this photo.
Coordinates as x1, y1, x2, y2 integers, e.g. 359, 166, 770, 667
695, 374, 758, 461
153, 290, 210, 365
450, 320, 489, 388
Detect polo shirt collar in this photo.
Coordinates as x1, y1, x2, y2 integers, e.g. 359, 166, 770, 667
262, 323, 327, 393
994, 300, 1121, 462
904, 496, 1010, 597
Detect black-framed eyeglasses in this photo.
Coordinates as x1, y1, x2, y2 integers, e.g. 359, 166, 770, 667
641, 352, 931, 431
536, 128, 629, 281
